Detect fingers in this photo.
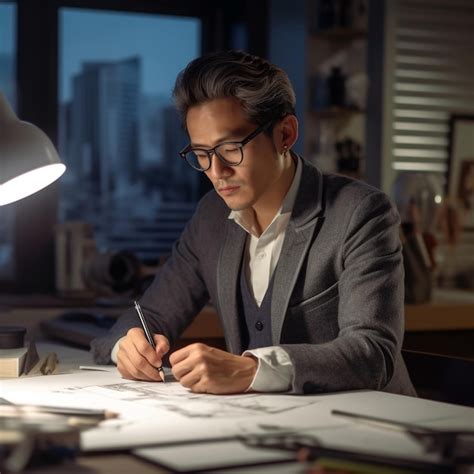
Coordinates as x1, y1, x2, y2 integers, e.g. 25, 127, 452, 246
117, 348, 151, 381
117, 341, 162, 381
116, 328, 165, 382
169, 344, 202, 383
170, 347, 193, 380
153, 334, 170, 359
178, 369, 203, 389
127, 327, 162, 366
169, 344, 257, 394
170, 344, 212, 390
168, 345, 191, 366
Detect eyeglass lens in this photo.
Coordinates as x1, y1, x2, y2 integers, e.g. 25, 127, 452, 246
185, 143, 243, 171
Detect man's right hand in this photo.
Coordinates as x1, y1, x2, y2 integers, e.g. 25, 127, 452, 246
116, 327, 170, 382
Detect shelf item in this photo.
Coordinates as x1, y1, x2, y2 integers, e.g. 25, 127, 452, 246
306, 1, 369, 180
311, 106, 365, 119
311, 27, 367, 42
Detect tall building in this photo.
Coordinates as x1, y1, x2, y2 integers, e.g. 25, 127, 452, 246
67, 57, 141, 214
139, 94, 169, 166
0, 53, 16, 109
61, 56, 198, 260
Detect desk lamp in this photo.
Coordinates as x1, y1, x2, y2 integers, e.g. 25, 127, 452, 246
0, 91, 66, 348
0, 92, 66, 206
0, 96, 96, 473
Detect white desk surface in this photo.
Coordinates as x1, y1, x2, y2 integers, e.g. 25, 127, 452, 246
2, 342, 473, 473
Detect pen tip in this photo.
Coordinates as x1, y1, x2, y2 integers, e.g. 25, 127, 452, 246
159, 369, 165, 383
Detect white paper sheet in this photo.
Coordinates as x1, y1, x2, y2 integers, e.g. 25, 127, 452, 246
134, 424, 441, 473
1, 369, 472, 456
211, 462, 308, 474
0, 370, 327, 451
135, 440, 296, 472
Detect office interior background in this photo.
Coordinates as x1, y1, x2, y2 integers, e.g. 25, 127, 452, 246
0, 0, 473, 396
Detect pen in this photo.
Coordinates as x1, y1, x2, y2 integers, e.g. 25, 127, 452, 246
134, 300, 165, 383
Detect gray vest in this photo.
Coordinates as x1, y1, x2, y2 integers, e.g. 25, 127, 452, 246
239, 262, 274, 350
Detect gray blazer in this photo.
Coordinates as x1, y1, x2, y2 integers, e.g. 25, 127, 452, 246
91, 159, 416, 396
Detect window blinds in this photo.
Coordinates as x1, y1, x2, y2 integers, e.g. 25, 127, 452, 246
389, 0, 474, 175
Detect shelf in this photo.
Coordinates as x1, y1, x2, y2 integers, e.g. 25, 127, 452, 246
311, 27, 367, 42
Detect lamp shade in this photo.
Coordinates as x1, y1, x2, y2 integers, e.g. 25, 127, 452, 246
0, 92, 66, 206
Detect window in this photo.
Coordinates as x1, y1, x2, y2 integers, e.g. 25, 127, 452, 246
0, 1, 16, 280
58, 8, 201, 262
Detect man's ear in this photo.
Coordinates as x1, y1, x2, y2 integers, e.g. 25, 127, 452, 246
274, 115, 298, 151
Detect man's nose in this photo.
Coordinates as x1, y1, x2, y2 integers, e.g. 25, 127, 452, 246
207, 153, 232, 180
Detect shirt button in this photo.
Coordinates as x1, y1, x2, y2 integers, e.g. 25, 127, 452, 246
257, 252, 266, 259
255, 321, 264, 331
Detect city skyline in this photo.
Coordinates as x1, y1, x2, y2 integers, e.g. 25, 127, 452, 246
58, 37, 201, 260
60, 8, 200, 101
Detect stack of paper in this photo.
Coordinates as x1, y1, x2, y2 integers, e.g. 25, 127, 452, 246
0, 347, 28, 377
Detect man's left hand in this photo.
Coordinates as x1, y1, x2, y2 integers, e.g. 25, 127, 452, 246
169, 343, 258, 394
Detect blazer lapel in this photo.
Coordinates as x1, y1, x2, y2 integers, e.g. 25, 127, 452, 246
216, 219, 247, 354
271, 160, 325, 344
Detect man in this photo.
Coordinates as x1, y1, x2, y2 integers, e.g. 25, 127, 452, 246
91, 50, 416, 397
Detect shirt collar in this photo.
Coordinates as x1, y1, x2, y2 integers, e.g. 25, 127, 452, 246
228, 154, 303, 235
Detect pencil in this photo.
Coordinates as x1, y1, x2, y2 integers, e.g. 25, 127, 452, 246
134, 300, 165, 383
331, 409, 436, 434
0, 403, 118, 419
42, 352, 58, 375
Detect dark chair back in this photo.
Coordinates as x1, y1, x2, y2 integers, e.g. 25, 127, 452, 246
403, 349, 474, 407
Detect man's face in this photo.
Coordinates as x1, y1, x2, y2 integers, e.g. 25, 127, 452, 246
186, 97, 287, 212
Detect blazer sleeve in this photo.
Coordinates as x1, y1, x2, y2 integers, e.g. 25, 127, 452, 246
90, 199, 210, 364
281, 191, 405, 394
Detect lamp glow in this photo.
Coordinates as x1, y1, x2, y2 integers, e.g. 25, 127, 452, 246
0, 92, 66, 205
0, 163, 66, 206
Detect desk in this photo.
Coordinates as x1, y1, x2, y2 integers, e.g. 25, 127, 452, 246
24, 451, 166, 474
404, 289, 474, 360
23, 454, 304, 474
405, 288, 474, 331
3, 345, 474, 474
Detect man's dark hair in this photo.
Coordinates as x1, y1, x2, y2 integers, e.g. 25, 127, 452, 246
173, 50, 296, 132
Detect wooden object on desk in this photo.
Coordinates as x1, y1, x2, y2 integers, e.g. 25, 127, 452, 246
191, 289, 474, 336
0, 302, 224, 349
190, 293, 474, 338
405, 288, 474, 332
1, 288, 472, 348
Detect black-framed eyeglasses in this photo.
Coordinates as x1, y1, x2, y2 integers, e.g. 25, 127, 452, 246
179, 121, 272, 172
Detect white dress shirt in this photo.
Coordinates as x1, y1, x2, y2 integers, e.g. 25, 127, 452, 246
229, 155, 301, 392
112, 156, 302, 393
